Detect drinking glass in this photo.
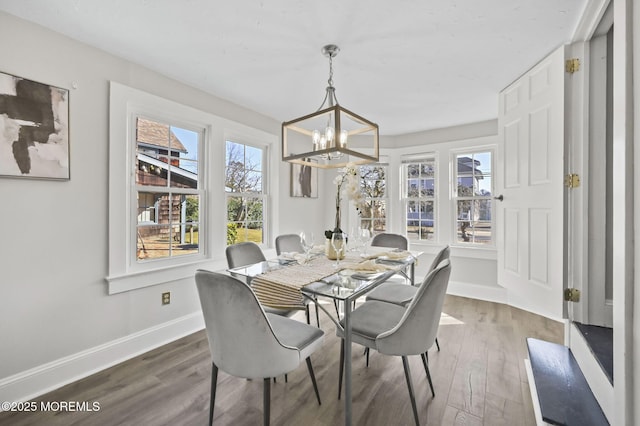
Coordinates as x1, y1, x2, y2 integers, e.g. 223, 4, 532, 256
359, 227, 372, 257
299, 231, 314, 261
331, 231, 347, 268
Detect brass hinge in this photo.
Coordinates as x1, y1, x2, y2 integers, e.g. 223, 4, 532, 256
565, 58, 580, 74
564, 173, 580, 189
564, 288, 581, 302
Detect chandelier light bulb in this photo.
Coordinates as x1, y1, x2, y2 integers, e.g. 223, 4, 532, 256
339, 130, 348, 147
325, 126, 335, 144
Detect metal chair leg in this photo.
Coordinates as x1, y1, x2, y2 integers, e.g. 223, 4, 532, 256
338, 339, 345, 400
305, 305, 310, 324
420, 352, 435, 397
263, 378, 271, 426
209, 362, 218, 426
306, 357, 322, 405
365, 347, 370, 367
435, 337, 440, 351
402, 356, 420, 426
315, 299, 321, 327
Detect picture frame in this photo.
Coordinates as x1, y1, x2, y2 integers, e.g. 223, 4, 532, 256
290, 159, 318, 198
0, 71, 70, 180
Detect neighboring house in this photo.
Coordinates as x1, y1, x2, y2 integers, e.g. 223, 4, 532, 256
135, 118, 197, 245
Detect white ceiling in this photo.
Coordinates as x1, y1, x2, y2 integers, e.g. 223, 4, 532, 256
0, 0, 587, 135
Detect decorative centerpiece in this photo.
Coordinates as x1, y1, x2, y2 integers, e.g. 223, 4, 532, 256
325, 163, 364, 259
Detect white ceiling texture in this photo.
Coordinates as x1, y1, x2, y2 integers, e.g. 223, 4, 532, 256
0, 0, 588, 135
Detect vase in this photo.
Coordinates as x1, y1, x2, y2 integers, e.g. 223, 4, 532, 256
325, 239, 345, 260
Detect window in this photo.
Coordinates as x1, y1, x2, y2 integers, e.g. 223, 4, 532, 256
135, 117, 202, 260
359, 164, 387, 234
225, 140, 266, 245
403, 158, 436, 241
454, 151, 493, 244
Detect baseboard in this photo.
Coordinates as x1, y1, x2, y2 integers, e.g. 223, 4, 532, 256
569, 323, 613, 422
0, 312, 205, 407
446, 280, 508, 304
524, 359, 553, 426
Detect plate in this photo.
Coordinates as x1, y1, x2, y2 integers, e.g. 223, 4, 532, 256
339, 269, 382, 280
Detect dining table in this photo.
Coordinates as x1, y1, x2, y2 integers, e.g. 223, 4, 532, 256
226, 245, 422, 426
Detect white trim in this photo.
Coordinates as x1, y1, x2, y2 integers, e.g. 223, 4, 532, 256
446, 280, 507, 305
0, 312, 205, 407
569, 323, 613, 422
524, 359, 553, 426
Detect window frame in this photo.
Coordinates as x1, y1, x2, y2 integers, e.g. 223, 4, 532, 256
401, 154, 438, 243
358, 163, 388, 235
107, 82, 278, 294
451, 148, 495, 247
132, 115, 205, 263
224, 139, 269, 246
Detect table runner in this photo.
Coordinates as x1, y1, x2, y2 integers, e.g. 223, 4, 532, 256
251, 254, 361, 310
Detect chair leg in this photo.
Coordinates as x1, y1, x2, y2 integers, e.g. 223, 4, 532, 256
306, 357, 322, 405
315, 300, 320, 327
402, 356, 420, 426
263, 378, 271, 426
305, 305, 310, 324
338, 339, 345, 400
209, 362, 218, 426
285, 374, 288, 383
334, 300, 341, 320
435, 337, 441, 351
365, 347, 370, 367
420, 353, 435, 397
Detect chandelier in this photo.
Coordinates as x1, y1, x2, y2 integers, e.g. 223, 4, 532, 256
282, 44, 379, 169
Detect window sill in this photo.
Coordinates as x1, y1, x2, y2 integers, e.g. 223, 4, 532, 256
410, 241, 497, 260
106, 258, 225, 294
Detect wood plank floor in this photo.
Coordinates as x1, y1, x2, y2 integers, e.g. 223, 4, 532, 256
0, 295, 563, 426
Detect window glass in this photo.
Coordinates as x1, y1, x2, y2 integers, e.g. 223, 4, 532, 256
135, 117, 201, 260
359, 164, 387, 234
455, 152, 492, 244
404, 158, 436, 241
225, 141, 265, 245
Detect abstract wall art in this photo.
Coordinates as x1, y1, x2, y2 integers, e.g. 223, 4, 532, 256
0, 71, 70, 180
290, 159, 318, 198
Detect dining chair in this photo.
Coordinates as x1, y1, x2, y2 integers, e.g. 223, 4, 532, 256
365, 245, 450, 357
336, 259, 451, 425
195, 270, 324, 426
226, 241, 313, 323
370, 232, 410, 285
275, 233, 304, 255
371, 232, 409, 251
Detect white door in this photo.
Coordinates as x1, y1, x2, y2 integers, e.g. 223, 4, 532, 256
496, 46, 566, 321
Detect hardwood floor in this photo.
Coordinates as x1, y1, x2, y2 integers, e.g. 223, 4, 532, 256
0, 295, 563, 426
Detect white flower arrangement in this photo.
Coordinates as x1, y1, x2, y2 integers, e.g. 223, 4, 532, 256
326, 163, 364, 238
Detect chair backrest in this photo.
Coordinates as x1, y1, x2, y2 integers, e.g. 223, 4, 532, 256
226, 241, 266, 269
275, 234, 304, 255
195, 270, 301, 379
371, 233, 408, 251
427, 245, 450, 273
375, 259, 451, 356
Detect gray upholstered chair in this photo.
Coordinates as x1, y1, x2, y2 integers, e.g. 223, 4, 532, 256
275, 233, 304, 255
370, 232, 410, 284
226, 241, 312, 323
195, 270, 324, 426
336, 259, 451, 425
371, 232, 409, 251
365, 245, 450, 355
367, 245, 450, 305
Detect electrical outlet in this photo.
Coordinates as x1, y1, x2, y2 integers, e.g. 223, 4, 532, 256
162, 292, 171, 305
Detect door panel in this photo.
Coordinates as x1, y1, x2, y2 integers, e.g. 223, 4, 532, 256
497, 46, 565, 321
